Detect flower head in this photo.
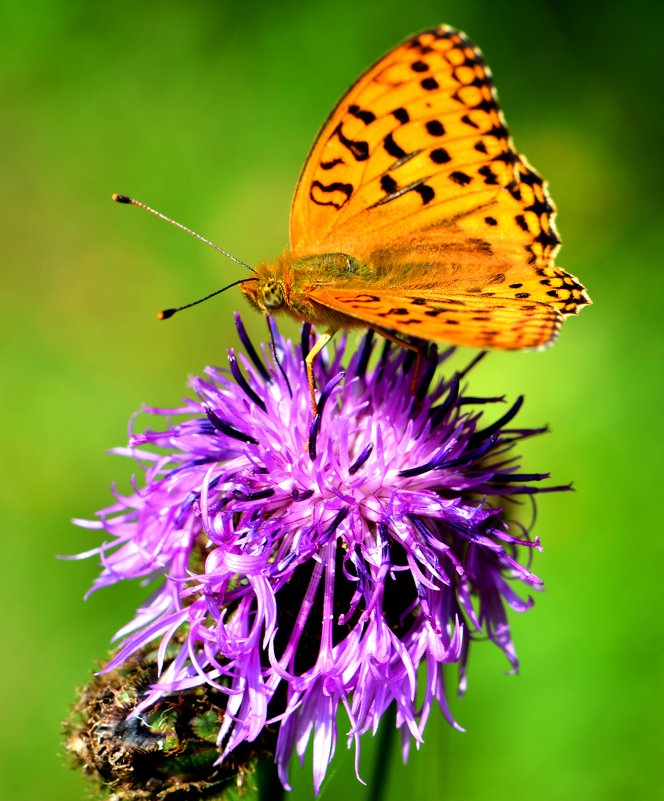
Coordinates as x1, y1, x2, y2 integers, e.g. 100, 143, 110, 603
76, 316, 564, 793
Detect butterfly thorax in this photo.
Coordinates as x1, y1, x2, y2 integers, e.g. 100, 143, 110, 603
241, 251, 372, 330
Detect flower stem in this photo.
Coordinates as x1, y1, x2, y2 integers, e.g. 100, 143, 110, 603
256, 756, 285, 801
369, 703, 397, 801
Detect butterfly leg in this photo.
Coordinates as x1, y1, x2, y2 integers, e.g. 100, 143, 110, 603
305, 329, 337, 414
369, 326, 427, 399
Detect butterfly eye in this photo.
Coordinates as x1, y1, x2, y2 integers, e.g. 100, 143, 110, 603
261, 279, 285, 310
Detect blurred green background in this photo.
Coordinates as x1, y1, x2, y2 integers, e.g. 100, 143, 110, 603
2, 0, 662, 799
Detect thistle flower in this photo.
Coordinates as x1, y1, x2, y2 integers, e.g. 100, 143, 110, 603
75, 315, 565, 795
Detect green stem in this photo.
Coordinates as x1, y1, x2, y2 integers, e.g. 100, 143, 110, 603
256, 755, 285, 801
369, 704, 397, 801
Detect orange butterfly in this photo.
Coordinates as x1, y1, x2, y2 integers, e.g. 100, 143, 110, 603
122, 25, 590, 411
240, 26, 590, 407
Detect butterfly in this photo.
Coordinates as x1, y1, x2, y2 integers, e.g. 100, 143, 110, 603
238, 25, 590, 409
121, 25, 587, 411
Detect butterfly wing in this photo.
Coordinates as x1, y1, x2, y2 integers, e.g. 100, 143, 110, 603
289, 25, 590, 334
310, 286, 561, 350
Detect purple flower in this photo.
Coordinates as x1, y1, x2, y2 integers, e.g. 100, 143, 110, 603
76, 315, 565, 794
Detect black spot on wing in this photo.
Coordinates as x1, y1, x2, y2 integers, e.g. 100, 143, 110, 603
334, 123, 369, 161
525, 197, 554, 217
515, 214, 529, 232
430, 147, 451, 164
380, 174, 398, 194
471, 98, 496, 114
534, 229, 560, 248
340, 293, 380, 304
414, 183, 435, 204
485, 124, 508, 139
392, 107, 410, 124
378, 307, 410, 317
492, 149, 518, 166
320, 158, 343, 170
383, 132, 407, 159
449, 170, 472, 186
348, 104, 376, 125
478, 165, 499, 185
520, 170, 540, 186
425, 120, 446, 137
310, 180, 354, 209
423, 305, 466, 317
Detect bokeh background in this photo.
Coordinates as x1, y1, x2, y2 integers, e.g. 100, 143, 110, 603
2, 1, 662, 799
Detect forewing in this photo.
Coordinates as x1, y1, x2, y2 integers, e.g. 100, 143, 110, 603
289, 25, 590, 318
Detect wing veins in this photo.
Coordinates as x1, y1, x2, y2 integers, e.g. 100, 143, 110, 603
368, 176, 433, 208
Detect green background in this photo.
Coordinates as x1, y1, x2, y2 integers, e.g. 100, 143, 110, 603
2, 1, 662, 799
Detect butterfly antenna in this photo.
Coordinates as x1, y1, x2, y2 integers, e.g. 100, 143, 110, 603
112, 193, 257, 274
157, 277, 258, 320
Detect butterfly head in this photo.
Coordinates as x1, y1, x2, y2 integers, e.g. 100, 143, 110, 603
240, 262, 288, 316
